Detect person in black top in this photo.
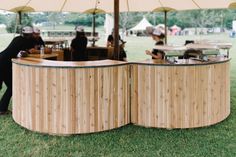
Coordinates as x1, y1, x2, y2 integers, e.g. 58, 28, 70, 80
145, 28, 165, 59
118, 40, 127, 61
0, 26, 34, 115
29, 27, 52, 54
70, 26, 88, 61
32, 27, 45, 48
107, 29, 127, 61
183, 40, 202, 59
106, 29, 121, 47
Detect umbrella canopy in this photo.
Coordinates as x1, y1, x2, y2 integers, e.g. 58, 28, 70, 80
0, 0, 235, 13
1, 0, 235, 58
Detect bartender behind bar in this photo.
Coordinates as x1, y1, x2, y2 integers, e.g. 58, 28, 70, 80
70, 26, 88, 61
145, 27, 165, 60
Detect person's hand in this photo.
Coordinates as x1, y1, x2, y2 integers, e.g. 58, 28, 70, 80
28, 48, 34, 54
28, 48, 39, 54
145, 50, 151, 55
45, 47, 52, 54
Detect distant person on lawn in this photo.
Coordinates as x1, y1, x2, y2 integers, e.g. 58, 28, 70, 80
0, 26, 34, 115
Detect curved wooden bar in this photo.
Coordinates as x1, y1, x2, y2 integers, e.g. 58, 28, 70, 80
12, 58, 130, 135
12, 57, 230, 134
131, 58, 230, 128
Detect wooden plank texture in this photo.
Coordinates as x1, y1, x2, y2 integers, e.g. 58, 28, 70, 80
12, 63, 130, 135
131, 62, 230, 128
12, 58, 230, 134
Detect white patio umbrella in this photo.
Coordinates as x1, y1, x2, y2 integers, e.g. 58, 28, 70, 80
84, 8, 106, 47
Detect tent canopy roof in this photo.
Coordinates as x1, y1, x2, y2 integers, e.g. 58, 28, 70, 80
171, 25, 181, 30
0, 0, 235, 13
129, 17, 153, 31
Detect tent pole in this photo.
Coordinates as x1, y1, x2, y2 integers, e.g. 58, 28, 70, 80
18, 11, 22, 25
164, 10, 167, 44
114, 0, 120, 60
92, 12, 96, 47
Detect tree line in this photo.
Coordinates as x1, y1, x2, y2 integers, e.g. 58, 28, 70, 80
1, 9, 236, 33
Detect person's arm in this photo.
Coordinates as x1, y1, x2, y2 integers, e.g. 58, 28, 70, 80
107, 41, 112, 47
28, 48, 39, 54
39, 37, 45, 47
145, 50, 163, 59
44, 47, 52, 54
70, 41, 75, 53
70, 40, 76, 61
0, 78, 2, 90
122, 57, 127, 61
28, 47, 52, 54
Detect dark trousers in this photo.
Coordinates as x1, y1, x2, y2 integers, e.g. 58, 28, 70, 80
0, 71, 12, 112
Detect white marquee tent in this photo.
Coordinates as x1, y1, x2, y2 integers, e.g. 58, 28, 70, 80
129, 17, 153, 32
104, 14, 114, 40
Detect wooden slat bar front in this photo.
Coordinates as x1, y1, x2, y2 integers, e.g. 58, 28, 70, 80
12, 58, 130, 135
131, 58, 230, 128
12, 57, 230, 135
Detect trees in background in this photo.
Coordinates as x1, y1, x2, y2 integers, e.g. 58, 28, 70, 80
64, 13, 105, 27
1, 9, 236, 33
6, 13, 32, 33
0, 14, 7, 24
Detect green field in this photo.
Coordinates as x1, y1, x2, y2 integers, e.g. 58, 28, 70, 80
1, 30, 236, 156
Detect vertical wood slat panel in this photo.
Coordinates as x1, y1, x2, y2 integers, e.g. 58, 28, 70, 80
13, 64, 130, 135
12, 60, 230, 134
131, 62, 230, 129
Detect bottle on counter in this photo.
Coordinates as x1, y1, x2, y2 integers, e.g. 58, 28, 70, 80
40, 45, 44, 56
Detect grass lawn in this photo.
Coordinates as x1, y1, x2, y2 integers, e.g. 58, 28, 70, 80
1, 30, 236, 156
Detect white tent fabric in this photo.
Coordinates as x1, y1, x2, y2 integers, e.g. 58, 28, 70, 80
129, 17, 153, 31
104, 14, 114, 40
0, 0, 235, 13
171, 25, 181, 30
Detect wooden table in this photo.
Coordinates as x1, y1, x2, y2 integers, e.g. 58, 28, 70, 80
28, 53, 58, 60
64, 46, 114, 61
28, 50, 64, 61
86, 46, 114, 60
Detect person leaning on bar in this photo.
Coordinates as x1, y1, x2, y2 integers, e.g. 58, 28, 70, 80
28, 27, 52, 54
145, 27, 165, 59
70, 26, 88, 61
0, 26, 35, 115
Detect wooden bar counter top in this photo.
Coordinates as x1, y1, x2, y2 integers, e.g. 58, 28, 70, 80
12, 57, 230, 134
